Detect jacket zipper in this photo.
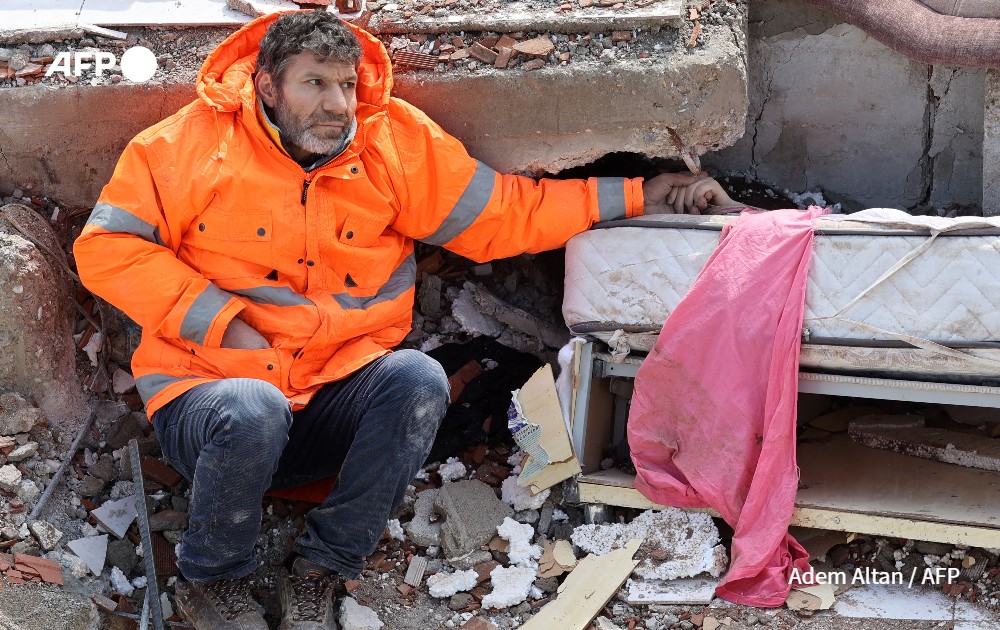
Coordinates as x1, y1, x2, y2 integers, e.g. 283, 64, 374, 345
301, 180, 310, 205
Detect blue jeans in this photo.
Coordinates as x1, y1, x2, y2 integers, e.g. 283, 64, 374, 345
151, 350, 449, 582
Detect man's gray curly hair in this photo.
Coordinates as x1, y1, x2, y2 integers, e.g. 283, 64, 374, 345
257, 11, 363, 85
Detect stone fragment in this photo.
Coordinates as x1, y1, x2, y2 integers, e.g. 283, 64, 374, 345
405, 488, 442, 547
449, 592, 476, 610
105, 413, 147, 450
339, 597, 384, 630
435, 480, 513, 560
0, 392, 43, 436
79, 475, 106, 497
418, 274, 442, 317
514, 36, 555, 58
29, 520, 63, 551
91, 495, 138, 539
105, 538, 139, 575
67, 534, 108, 576
0, 582, 99, 630
111, 368, 136, 394
0, 463, 22, 492
148, 509, 189, 532
7, 441, 37, 461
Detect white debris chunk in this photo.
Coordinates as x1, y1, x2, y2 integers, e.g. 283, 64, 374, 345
438, 457, 468, 483
0, 464, 22, 493
571, 508, 728, 580
339, 597, 384, 630
29, 520, 63, 551
82, 332, 103, 367
111, 566, 134, 596
132, 576, 147, 589
497, 517, 541, 567
387, 519, 405, 542
500, 476, 549, 512
482, 565, 536, 609
427, 569, 478, 598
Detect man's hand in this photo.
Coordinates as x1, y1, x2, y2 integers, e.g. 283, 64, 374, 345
663, 177, 740, 215
220, 317, 270, 350
642, 172, 707, 215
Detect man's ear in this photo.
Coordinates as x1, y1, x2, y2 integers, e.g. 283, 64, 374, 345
255, 71, 277, 108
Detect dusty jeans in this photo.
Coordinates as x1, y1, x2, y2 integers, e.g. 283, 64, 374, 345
151, 349, 449, 582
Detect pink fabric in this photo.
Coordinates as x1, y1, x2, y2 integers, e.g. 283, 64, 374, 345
628, 208, 824, 607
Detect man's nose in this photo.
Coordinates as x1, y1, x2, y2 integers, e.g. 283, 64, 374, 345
321, 87, 348, 114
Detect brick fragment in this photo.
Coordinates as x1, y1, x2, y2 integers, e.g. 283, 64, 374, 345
513, 36, 555, 58
522, 59, 546, 71
496, 35, 518, 50
493, 47, 513, 69
612, 30, 632, 42
469, 43, 498, 65
141, 456, 182, 488
393, 50, 438, 71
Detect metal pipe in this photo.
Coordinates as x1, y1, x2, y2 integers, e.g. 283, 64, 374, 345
28, 404, 98, 521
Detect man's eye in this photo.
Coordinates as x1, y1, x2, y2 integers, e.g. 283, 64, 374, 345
341, 82, 356, 89
308, 79, 322, 86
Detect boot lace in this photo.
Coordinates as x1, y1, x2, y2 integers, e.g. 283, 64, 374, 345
203, 575, 254, 621
287, 573, 334, 621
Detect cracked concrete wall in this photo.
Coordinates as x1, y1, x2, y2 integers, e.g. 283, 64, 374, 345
986, 69, 1000, 216
705, 0, 985, 211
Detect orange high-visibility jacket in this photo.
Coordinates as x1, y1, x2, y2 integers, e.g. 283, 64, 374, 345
74, 13, 645, 418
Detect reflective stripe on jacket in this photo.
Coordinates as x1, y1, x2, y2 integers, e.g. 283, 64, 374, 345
74, 13, 644, 417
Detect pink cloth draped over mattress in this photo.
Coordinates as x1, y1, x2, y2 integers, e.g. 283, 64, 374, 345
628, 208, 824, 607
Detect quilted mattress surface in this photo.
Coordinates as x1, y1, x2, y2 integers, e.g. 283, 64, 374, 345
563, 213, 1000, 354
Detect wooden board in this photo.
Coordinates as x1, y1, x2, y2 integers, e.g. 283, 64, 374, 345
577, 434, 1000, 548
521, 539, 641, 630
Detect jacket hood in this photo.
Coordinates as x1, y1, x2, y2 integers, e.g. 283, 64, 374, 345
196, 11, 394, 114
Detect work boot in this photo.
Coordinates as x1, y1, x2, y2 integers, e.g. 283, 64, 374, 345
277, 556, 343, 629
174, 574, 268, 630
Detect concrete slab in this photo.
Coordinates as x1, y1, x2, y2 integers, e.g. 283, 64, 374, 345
832, 584, 953, 621
67, 534, 109, 576
78, 0, 250, 26
0, 585, 100, 630
0, 0, 82, 31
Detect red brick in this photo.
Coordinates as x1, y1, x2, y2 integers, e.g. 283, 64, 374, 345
468, 43, 498, 65
478, 35, 499, 49
141, 456, 182, 488
493, 47, 513, 70
513, 36, 554, 58
496, 35, 518, 50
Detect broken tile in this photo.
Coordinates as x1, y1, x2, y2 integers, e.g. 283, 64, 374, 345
496, 35, 518, 50
92, 495, 138, 539
67, 534, 108, 576
494, 47, 513, 70
513, 36, 555, 58
469, 43, 498, 65
393, 50, 437, 71
404, 555, 428, 586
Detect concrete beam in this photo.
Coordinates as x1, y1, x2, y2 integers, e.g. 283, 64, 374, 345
985, 68, 1000, 216
0, 84, 195, 209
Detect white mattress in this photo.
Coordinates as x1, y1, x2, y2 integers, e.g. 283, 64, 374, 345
563, 214, 1000, 380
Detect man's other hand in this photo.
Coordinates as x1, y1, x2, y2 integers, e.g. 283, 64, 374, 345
663, 177, 740, 215
642, 172, 707, 215
220, 317, 270, 350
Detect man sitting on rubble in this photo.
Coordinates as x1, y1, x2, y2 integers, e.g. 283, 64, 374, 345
74, 10, 735, 630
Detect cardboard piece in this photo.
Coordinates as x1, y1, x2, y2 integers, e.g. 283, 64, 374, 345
509, 365, 581, 494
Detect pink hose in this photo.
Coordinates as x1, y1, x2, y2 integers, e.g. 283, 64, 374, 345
799, 0, 1000, 68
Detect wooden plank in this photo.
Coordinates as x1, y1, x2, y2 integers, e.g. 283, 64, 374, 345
520, 539, 641, 630
578, 433, 1000, 548
577, 479, 1000, 548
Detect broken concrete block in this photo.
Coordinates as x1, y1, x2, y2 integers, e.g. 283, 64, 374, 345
571, 508, 728, 580
626, 576, 718, 605
0, 582, 99, 630
7, 441, 38, 462
427, 569, 479, 598
451, 288, 505, 338
0, 205, 87, 423
29, 520, 63, 551
91, 495, 138, 539
67, 535, 108, 576
148, 509, 189, 532
405, 488, 442, 547
849, 417, 1000, 472
0, 392, 43, 436
435, 480, 514, 560
481, 565, 536, 609
339, 597, 384, 630
0, 463, 22, 492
